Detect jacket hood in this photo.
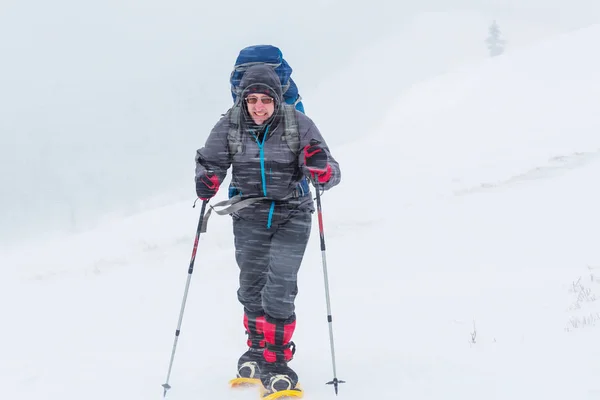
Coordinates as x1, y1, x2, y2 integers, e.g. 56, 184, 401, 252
239, 64, 283, 104
239, 64, 283, 129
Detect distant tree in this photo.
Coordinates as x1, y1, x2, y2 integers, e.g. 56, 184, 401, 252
485, 20, 506, 57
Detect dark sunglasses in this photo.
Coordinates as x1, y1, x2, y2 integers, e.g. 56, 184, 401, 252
245, 96, 274, 105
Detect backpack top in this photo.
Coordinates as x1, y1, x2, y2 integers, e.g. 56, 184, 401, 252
230, 45, 303, 111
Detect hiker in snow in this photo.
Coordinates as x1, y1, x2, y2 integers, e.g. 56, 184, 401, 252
194, 63, 341, 394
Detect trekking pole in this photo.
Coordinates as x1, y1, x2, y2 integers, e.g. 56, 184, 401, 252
162, 199, 208, 397
311, 176, 345, 395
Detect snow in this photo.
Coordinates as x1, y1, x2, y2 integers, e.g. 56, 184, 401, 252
2, 11, 600, 400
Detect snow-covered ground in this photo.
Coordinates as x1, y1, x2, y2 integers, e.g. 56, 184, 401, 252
2, 20, 600, 400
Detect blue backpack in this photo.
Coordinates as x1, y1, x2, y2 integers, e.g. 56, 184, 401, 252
230, 45, 305, 113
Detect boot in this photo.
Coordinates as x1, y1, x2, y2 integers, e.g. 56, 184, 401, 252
237, 309, 266, 380
260, 313, 299, 393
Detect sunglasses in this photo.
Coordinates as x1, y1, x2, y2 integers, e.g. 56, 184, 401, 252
245, 96, 274, 105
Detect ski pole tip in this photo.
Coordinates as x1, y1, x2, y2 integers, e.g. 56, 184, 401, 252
162, 383, 171, 397
326, 378, 345, 395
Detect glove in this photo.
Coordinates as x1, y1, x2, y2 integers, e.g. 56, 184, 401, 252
304, 143, 332, 184
196, 171, 220, 200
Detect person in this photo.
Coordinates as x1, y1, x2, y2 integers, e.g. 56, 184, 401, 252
194, 63, 341, 395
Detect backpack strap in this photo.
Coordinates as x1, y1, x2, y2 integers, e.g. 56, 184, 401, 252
281, 103, 300, 155
200, 196, 265, 233
227, 103, 243, 156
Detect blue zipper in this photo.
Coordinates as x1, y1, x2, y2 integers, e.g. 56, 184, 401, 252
267, 202, 275, 229
251, 126, 275, 228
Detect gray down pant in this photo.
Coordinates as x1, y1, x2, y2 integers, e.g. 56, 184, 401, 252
233, 210, 312, 320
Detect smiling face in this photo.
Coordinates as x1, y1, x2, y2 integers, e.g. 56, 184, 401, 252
245, 94, 275, 125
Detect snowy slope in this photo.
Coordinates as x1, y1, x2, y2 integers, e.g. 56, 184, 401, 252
303, 9, 564, 147
2, 24, 600, 400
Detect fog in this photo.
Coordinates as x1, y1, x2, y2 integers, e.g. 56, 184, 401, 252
1, 0, 598, 245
